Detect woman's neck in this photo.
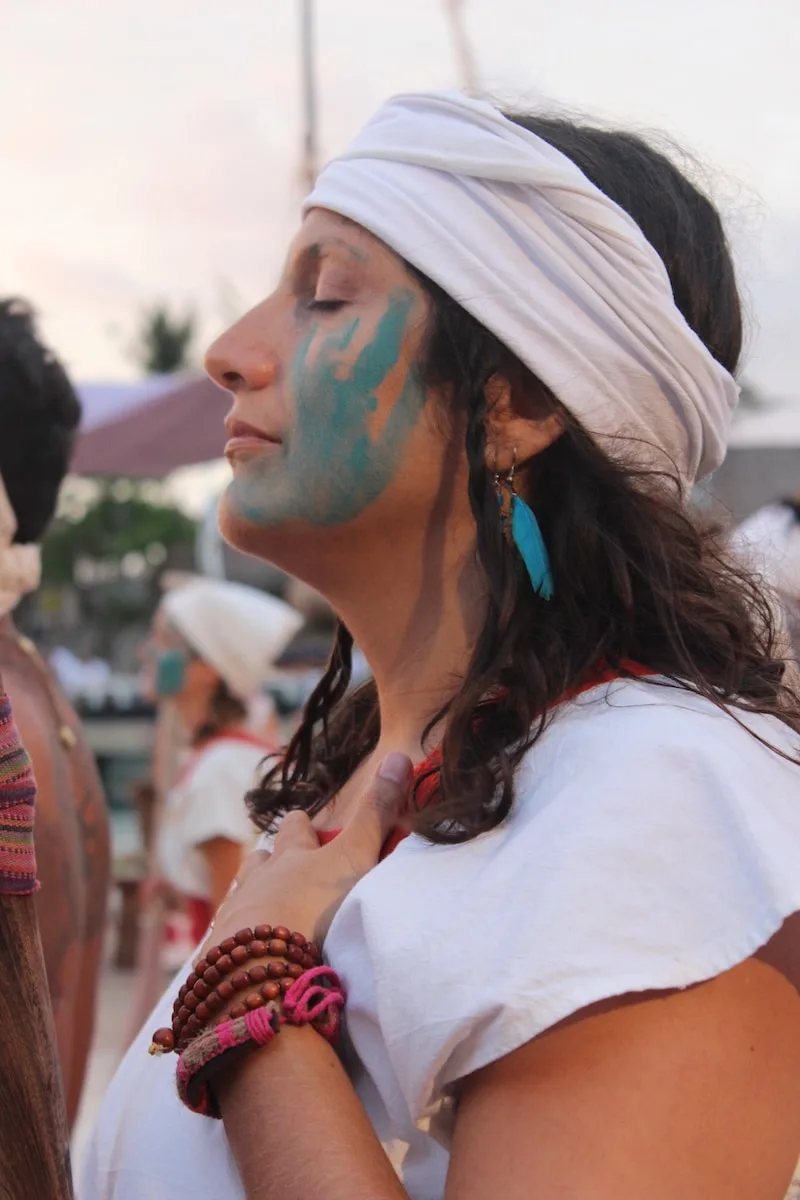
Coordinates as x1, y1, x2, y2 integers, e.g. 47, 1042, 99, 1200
331, 543, 485, 760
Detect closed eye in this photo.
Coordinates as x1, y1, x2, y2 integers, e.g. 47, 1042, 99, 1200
308, 299, 348, 312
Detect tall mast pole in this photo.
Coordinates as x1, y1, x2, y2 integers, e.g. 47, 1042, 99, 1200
444, 0, 479, 93
299, 0, 319, 192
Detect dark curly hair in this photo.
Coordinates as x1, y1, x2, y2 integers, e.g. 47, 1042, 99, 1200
247, 111, 800, 843
0, 298, 82, 544
192, 678, 248, 748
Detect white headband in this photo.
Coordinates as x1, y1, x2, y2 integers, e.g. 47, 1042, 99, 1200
304, 91, 739, 489
0, 475, 40, 620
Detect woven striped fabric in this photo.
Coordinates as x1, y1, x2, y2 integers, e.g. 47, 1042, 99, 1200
0, 690, 38, 894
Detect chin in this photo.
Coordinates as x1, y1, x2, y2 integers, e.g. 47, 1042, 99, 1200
218, 489, 340, 583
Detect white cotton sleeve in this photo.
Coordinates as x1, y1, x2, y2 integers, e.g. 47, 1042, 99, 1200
328, 683, 800, 1122
181, 743, 262, 849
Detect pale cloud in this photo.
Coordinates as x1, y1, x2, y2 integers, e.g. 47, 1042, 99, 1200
1, 0, 798, 394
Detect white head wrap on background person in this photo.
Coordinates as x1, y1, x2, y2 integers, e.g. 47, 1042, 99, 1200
304, 91, 740, 491
0, 474, 41, 619
161, 578, 304, 702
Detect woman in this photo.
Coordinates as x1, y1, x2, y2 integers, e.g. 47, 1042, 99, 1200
83, 93, 800, 1199
150, 578, 301, 931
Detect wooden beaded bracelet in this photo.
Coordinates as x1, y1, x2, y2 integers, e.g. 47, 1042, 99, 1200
150, 925, 323, 1055
175, 966, 346, 1118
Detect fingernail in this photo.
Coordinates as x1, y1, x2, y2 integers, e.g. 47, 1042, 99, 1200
378, 752, 411, 785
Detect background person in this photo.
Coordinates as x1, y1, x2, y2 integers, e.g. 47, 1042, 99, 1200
0, 296, 110, 1129
147, 578, 302, 934
733, 496, 800, 662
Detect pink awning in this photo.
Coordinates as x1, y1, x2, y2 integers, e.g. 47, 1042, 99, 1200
73, 374, 230, 476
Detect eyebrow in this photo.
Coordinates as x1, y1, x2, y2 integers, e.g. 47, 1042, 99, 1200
295, 236, 369, 273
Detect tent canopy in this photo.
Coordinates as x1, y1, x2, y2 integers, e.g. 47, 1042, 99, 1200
73, 374, 229, 476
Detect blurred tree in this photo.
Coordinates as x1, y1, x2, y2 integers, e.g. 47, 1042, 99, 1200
134, 305, 195, 374
41, 485, 195, 588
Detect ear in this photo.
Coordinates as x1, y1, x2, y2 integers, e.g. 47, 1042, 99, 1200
190, 657, 220, 689
483, 372, 564, 475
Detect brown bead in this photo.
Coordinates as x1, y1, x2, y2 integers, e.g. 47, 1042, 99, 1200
205, 992, 222, 1013
203, 965, 222, 987
172, 1020, 182, 1039
228, 1002, 247, 1020
193, 958, 208, 977
268, 939, 288, 957
245, 991, 263, 1011
261, 982, 280, 1001
184, 992, 199, 1012
177, 1005, 191, 1025
152, 1027, 175, 1051
286, 963, 304, 980
185, 1015, 201, 1037
300, 954, 317, 970
285, 944, 303, 964
219, 937, 237, 955
178, 984, 189, 1003
230, 945, 250, 966
279, 977, 293, 994
218, 980, 235, 1000
254, 924, 272, 941
231, 970, 250, 991
248, 964, 268, 984
216, 955, 234, 975
305, 942, 321, 961
185, 972, 198, 990
193, 979, 210, 1000
249, 939, 267, 958
234, 927, 254, 946
267, 960, 285, 979
290, 931, 306, 947
206, 945, 222, 965
272, 926, 291, 942
195, 1001, 210, 1023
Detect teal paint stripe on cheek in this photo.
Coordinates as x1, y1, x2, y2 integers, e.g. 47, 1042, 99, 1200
230, 287, 428, 530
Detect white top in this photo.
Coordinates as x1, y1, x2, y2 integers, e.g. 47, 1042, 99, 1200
81, 678, 800, 1200
156, 736, 265, 900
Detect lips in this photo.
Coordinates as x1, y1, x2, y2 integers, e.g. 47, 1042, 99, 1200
224, 419, 282, 462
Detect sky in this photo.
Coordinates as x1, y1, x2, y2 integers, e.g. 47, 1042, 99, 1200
2, 0, 799, 399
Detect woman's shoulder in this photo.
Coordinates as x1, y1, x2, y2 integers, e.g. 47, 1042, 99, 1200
327, 677, 800, 1117
542, 673, 799, 768
510, 674, 800, 836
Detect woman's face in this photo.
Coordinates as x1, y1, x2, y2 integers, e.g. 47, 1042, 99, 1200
145, 614, 216, 706
206, 209, 471, 585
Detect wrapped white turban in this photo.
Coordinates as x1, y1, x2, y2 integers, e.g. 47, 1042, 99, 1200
304, 91, 739, 489
162, 579, 303, 701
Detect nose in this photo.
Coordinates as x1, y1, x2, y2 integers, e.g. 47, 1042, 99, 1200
205, 314, 278, 394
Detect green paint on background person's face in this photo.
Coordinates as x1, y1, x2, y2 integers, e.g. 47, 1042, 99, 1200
231, 288, 427, 529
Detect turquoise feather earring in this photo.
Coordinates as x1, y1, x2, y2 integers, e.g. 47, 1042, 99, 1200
495, 453, 554, 600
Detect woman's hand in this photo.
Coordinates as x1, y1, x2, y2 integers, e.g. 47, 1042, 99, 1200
206, 752, 413, 951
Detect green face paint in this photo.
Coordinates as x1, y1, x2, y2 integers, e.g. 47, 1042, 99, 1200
228, 287, 427, 529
